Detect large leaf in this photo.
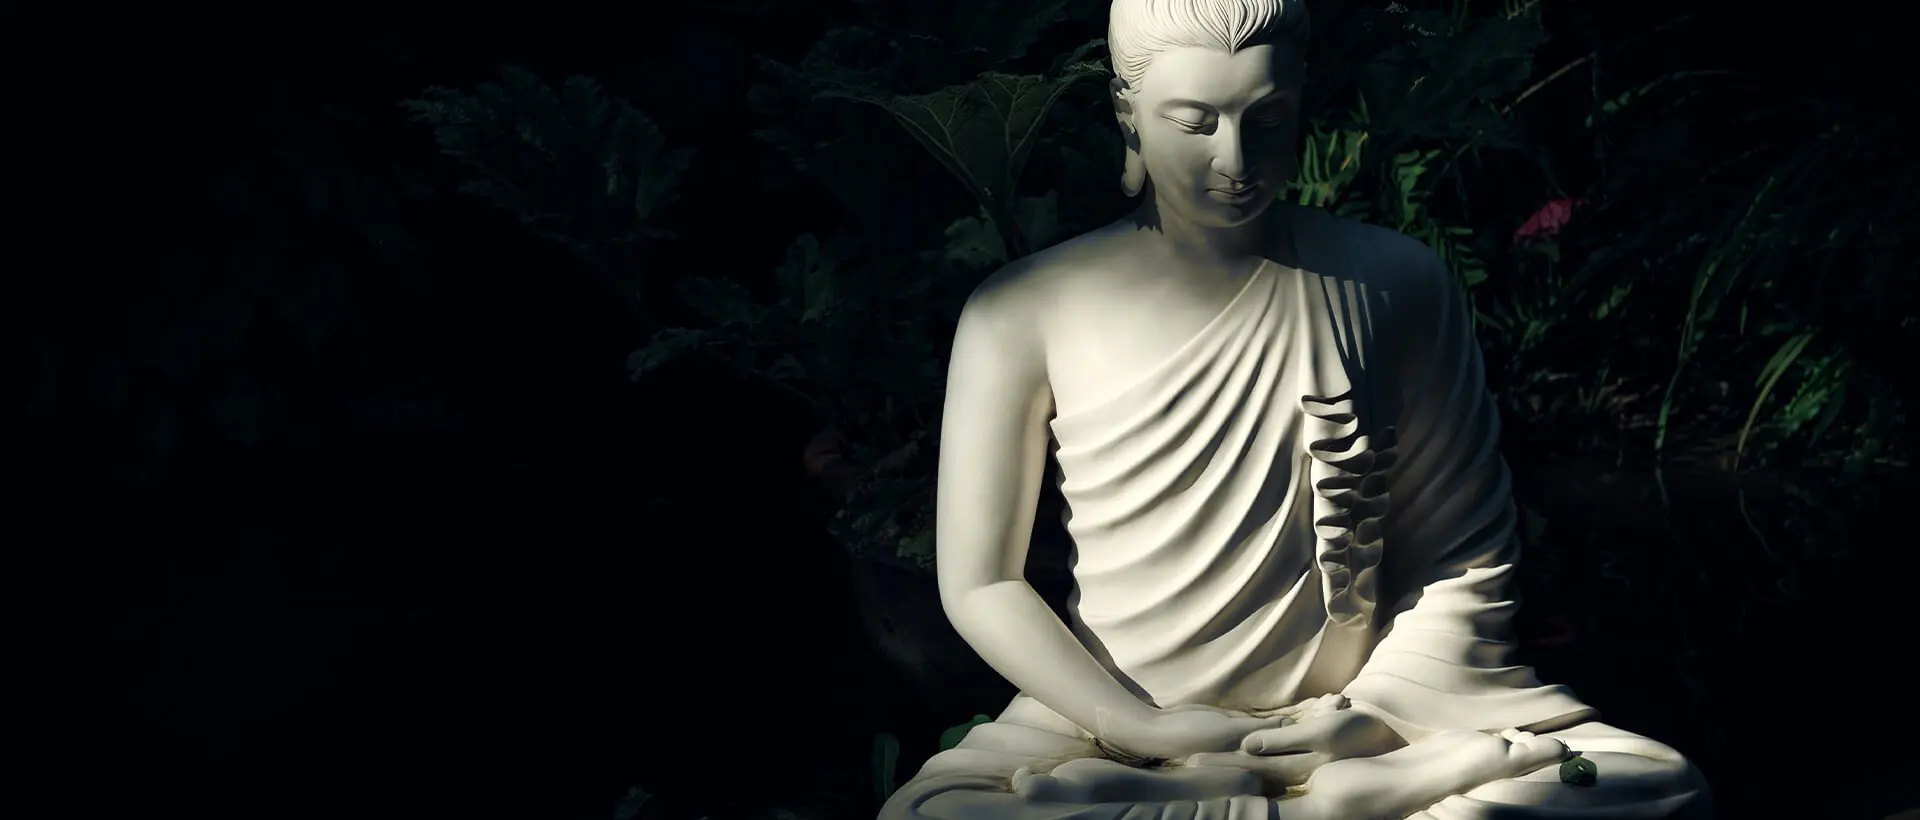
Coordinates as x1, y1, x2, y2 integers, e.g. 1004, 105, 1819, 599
402, 65, 694, 311
626, 327, 710, 380
938, 714, 995, 750
938, 192, 1063, 268
404, 67, 694, 240
821, 57, 1105, 250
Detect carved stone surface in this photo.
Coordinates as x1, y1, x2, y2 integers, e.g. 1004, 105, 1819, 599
884, 2, 1711, 817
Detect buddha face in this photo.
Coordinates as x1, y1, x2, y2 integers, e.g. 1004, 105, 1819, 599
1118, 41, 1305, 229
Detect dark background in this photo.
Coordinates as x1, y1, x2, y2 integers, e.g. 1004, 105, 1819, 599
24, 2, 1916, 819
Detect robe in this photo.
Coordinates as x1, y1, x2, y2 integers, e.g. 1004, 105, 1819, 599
881, 207, 1711, 819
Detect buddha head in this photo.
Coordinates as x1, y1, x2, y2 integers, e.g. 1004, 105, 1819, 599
1108, 0, 1310, 228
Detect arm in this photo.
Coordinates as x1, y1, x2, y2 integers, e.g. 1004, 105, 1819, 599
1340, 240, 1594, 740
935, 271, 1160, 743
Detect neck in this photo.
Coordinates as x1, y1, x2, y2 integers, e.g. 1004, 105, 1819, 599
1129, 183, 1278, 267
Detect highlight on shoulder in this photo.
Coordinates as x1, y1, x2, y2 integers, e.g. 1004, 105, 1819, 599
959, 224, 1132, 329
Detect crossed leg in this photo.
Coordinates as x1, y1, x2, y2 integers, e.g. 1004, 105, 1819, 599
1013, 727, 1565, 819
883, 697, 1703, 820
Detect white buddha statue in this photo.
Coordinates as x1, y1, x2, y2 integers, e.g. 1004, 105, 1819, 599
879, 1, 1713, 818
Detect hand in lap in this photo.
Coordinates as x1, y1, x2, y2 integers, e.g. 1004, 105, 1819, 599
1013, 697, 1407, 804
1185, 694, 1407, 789
1013, 704, 1278, 804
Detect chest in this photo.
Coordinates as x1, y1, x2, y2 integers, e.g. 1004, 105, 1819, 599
1045, 269, 1274, 416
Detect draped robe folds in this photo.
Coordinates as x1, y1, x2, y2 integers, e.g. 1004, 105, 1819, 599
881, 208, 1711, 820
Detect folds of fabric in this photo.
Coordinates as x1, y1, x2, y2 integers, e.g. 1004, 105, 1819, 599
1299, 223, 1592, 740
1050, 258, 1332, 711
882, 206, 1707, 819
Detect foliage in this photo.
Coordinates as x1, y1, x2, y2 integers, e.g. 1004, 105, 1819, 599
871, 732, 900, 807
1286, 1, 1561, 307
1280, 3, 1593, 440
749, 0, 1105, 251
1279, 2, 1910, 471
400, 65, 694, 316
867, 715, 991, 809
410, 0, 1909, 576
612, 785, 651, 820
1582, 89, 1913, 472
664, 0, 1612, 568
815, 53, 1108, 259
624, 4, 1106, 567
627, 200, 1067, 568
939, 714, 995, 750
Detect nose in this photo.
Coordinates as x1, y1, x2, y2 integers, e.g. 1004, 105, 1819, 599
1210, 125, 1251, 186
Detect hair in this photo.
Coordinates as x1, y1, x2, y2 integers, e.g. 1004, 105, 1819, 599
1108, 0, 1311, 90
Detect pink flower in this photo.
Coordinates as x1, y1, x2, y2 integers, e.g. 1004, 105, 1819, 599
1514, 197, 1582, 246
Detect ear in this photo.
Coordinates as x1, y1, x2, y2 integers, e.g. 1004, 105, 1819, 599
1109, 77, 1136, 127
1110, 78, 1146, 198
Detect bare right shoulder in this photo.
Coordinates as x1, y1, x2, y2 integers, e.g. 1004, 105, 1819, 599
954, 222, 1134, 358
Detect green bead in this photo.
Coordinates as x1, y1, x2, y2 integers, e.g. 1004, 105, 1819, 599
1559, 752, 1599, 786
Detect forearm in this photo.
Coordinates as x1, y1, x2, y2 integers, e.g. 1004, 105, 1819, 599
946, 580, 1159, 741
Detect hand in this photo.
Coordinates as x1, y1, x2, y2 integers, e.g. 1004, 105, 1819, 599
1103, 703, 1292, 762
1241, 691, 1347, 722
1240, 698, 1404, 759
1182, 695, 1405, 789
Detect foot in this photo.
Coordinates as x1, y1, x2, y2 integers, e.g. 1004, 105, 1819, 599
1301, 729, 1568, 820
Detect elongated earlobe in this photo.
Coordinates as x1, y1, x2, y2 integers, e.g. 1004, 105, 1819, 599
1110, 78, 1146, 198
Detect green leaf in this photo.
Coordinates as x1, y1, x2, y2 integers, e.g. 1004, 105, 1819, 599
1585, 71, 1731, 128
939, 714, 995, 751
822, 58, 1105, 218
1736, 331, 1814, 459
612, 785, 651, 820
898, 526, 937, 567
871, 732, 902, 805
938, 192, 1061, 268
400, 65, 693, 308
1559, 752, 1598, 786
941, 211, 1007, 268
626, 327, 709, 379
763, 353, 808, 382
1015, 190, 1062, 251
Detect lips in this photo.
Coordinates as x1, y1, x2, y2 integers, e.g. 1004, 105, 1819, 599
1207, 184, 1264, 203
